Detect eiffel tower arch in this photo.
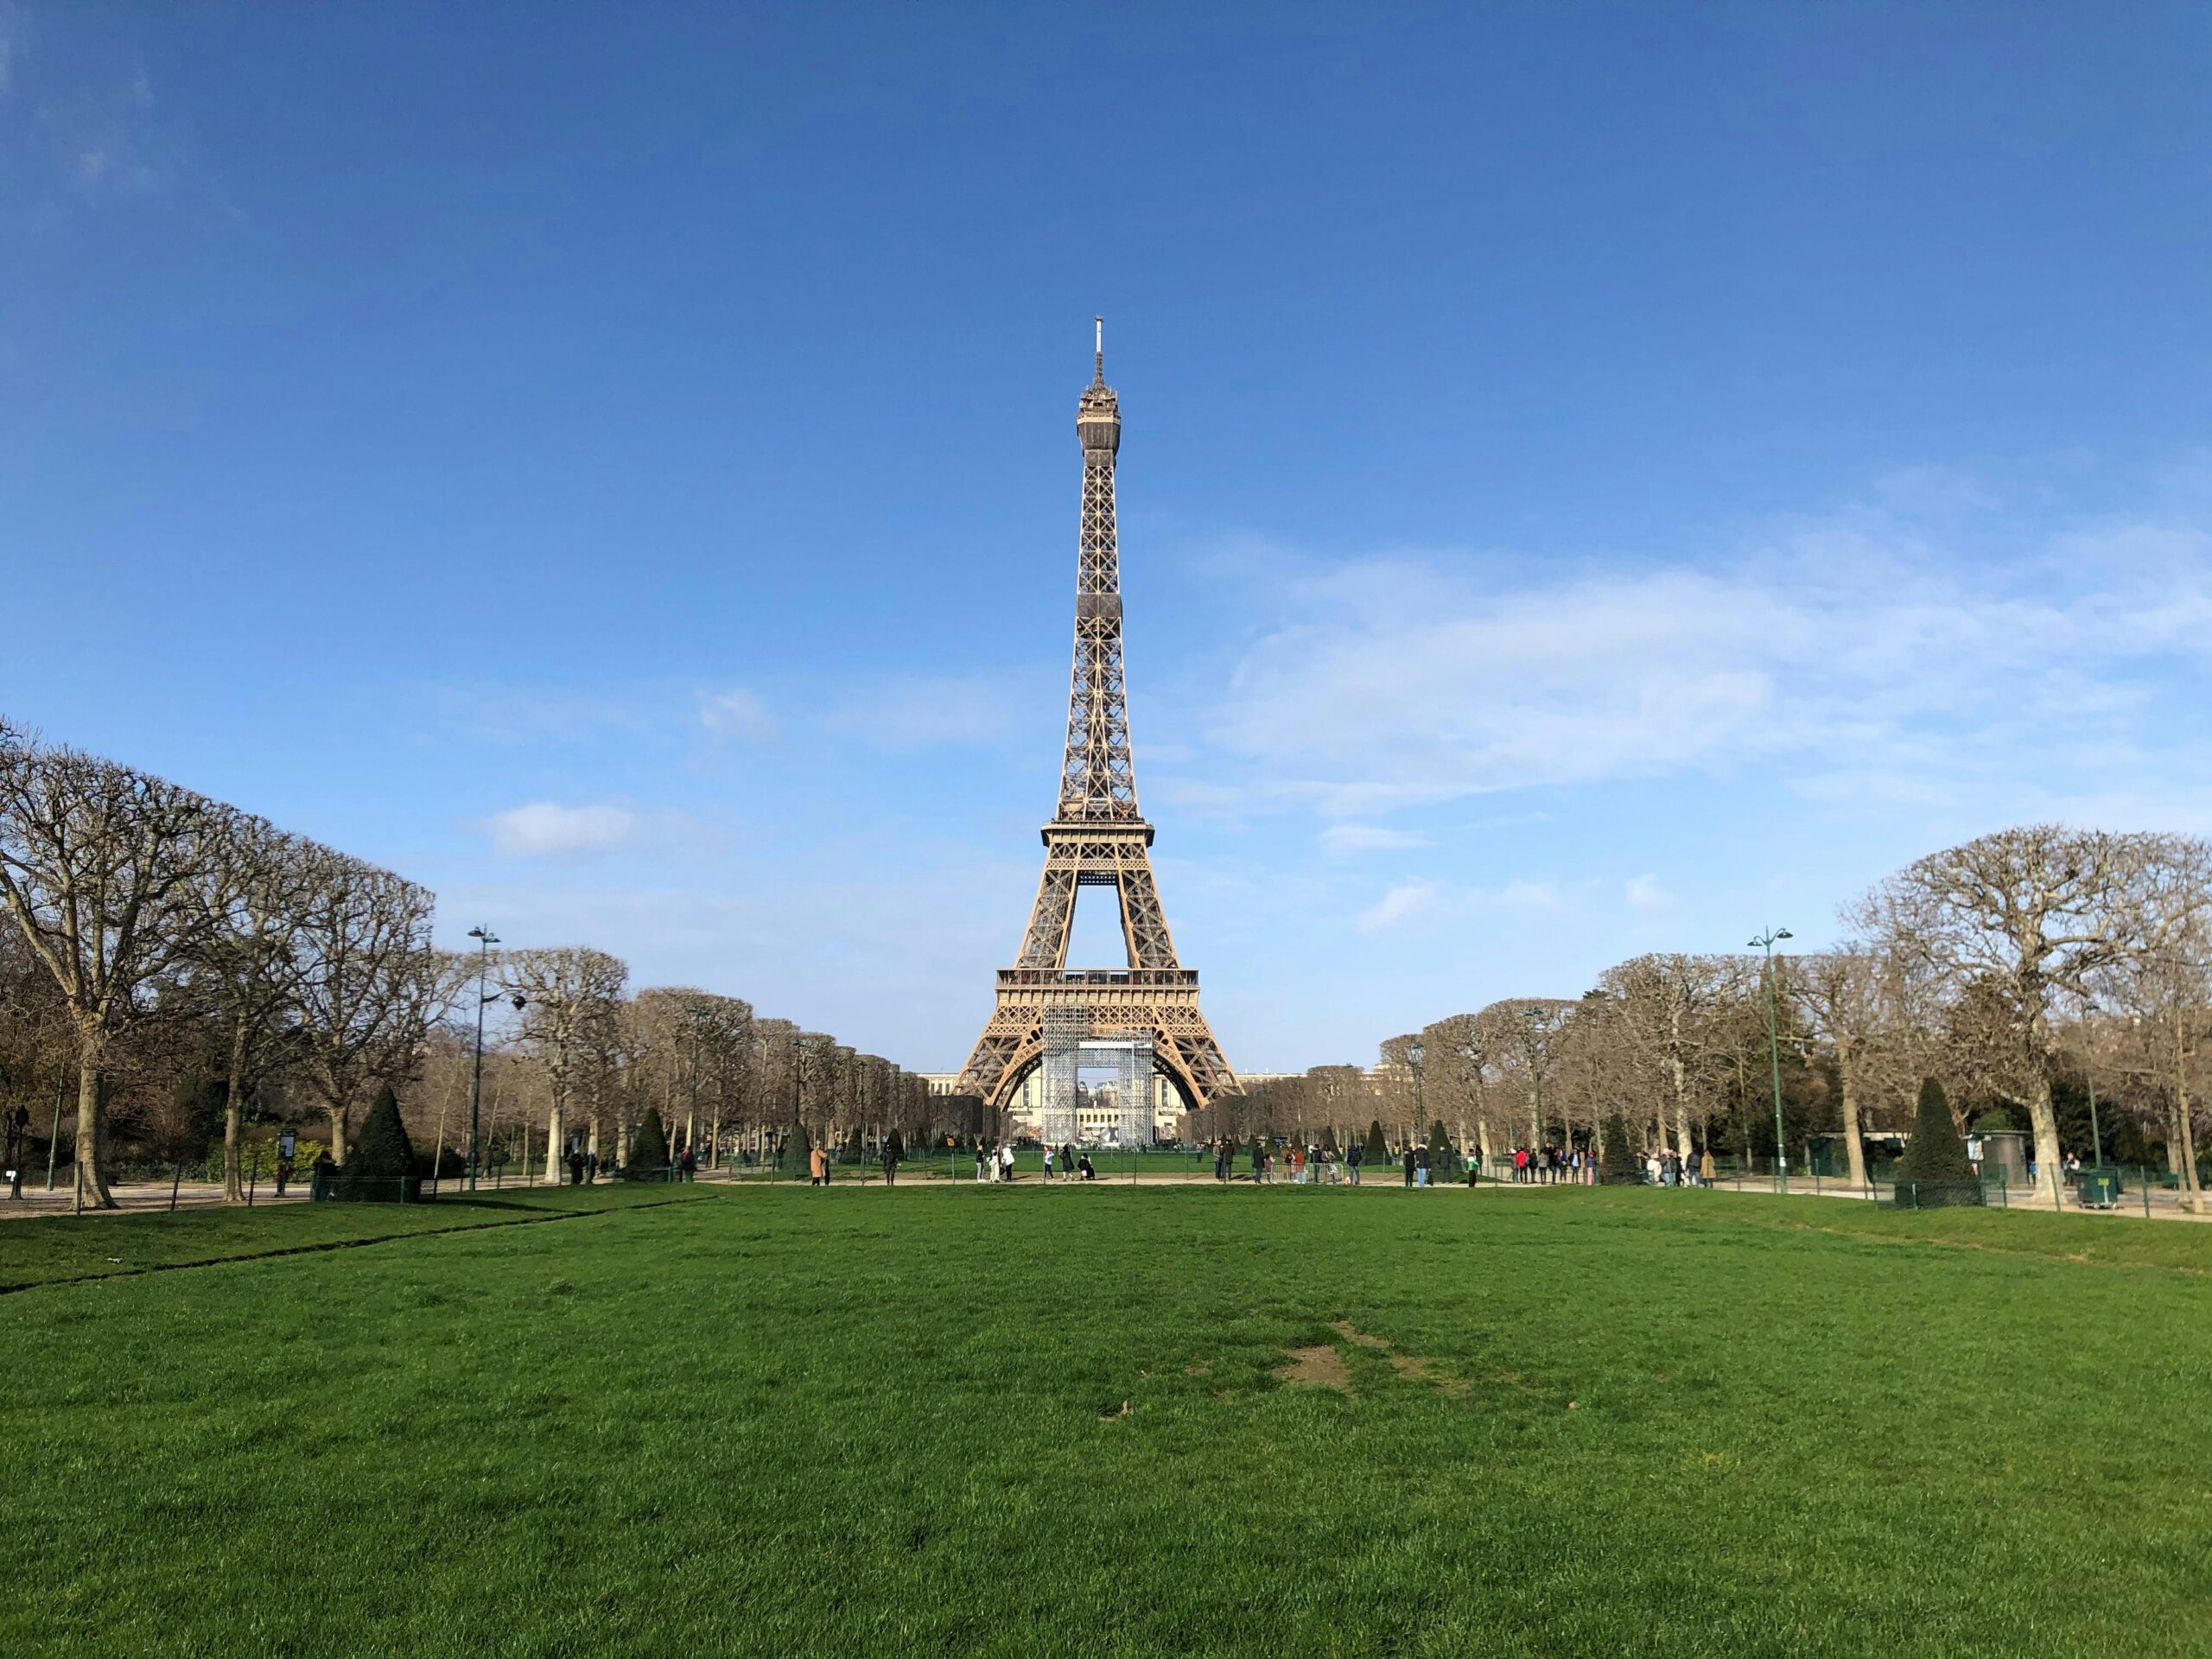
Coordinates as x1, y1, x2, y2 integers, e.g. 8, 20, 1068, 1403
957, 322, 1238, 1128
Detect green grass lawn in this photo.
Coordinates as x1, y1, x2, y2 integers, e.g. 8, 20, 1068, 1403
4, 1185, 2209, 1657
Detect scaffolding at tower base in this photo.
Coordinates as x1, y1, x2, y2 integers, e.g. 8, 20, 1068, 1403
1035, 1007, 1156, 1148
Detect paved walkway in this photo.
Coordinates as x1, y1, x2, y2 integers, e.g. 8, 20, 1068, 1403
9, 1162, 2208, 1223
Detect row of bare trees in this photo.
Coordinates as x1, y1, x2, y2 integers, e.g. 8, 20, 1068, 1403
448, 955, 944, 1180
0, 725, 441, 1206
0, 725, 948, 1206
1229, 826, 2211, 1210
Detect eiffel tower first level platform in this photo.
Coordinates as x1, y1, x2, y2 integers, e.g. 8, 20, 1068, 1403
957, 323, 1237, 1120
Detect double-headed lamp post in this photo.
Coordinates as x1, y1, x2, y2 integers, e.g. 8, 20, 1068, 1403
464, 926, 524, 1192
1750, 927, 1792, 1192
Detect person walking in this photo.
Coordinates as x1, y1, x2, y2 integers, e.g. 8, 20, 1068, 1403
568, 1149, 585, 1186
999, 1142, 1016, 1183
1078, 1151, 1096, 1180
1414, 1145, 1430, 1188
1043, 1145, 1056, 1181
809, 1142, 828, 1187
1402, 1145, 1416, 1187
1347, 1141, 1363, 1185
1700, 1146, 1716, 1187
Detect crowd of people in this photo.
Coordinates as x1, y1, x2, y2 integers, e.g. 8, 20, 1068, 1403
1641, 1146, 1718, 1187
788, 1134, 1741, 1191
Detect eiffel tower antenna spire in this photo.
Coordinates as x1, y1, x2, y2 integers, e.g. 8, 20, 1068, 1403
957, 327, 1237, 1129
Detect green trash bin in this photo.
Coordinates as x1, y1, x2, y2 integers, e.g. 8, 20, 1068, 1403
2075, 1168, 2120, 1209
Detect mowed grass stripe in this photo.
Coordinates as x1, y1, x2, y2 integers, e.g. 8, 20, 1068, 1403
4, 1185, 2209, 1657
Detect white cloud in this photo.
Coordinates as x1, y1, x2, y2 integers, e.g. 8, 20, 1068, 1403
1319, 823, 1433, 855
1202, 500, 2212, 823
481, 803, 641, 859
1499, 879, 1564, 911
699, 688, 776, 743
1357, 879, 1440, 933
1624, 874, 1672, 914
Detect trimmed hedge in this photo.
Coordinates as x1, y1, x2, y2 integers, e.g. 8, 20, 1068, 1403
335, 1086, 416, 1203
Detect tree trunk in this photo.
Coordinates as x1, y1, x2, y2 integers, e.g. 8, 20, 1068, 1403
1837, 1039, 1868, 1190
2164, 1106, 2183, 1174
1477, 1116, 1494, 1168
2176, 1022, 2202, 1217
2176, 1088, 2202, 1216
327, 1102, 349, 1164
545, 1095, 564, 1182
2027, 1074, 2064, 1205
73, 1032, 116, 1210
223, 1013, 251, 1203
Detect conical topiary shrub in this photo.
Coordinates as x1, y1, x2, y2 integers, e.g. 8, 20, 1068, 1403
1363, 1120, 1389, 1165
628, 1108, 671, 1179
1599, 1114, 1642, 1185
1427, 1120, 1455, 1180
337, 1084, 416, 1203
1897, 1078, 1974, 1182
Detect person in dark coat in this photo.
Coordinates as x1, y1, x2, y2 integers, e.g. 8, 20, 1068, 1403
1402, 1147, 1417, 1186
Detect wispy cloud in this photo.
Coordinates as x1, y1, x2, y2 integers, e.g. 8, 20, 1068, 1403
1624, 874, 1672, 914
1354, 874, 1567, 934
1319, 823, 1433, 855
1357, 879, 1440, 933
1200, 494, 2212, 827
698, 687, 776, 743
480, 802, 642, 859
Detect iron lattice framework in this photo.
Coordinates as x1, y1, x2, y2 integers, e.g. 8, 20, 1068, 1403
958, 325, 1238, 1124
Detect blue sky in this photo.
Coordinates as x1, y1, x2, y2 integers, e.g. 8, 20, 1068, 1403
3, 4, 2209, 1072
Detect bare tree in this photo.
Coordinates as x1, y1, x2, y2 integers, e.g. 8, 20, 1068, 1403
0, 728, 232, 1206
1420, 1013, 1490, 1165
192, 817, 321, 1201
1857, 826, 2150, 1205
1789, 949, 1885, 1188
2094, 836, 2212, 1213
291, 853, 439, 1161
1474, 999, 1577, 1146
504, 948, 629, 1180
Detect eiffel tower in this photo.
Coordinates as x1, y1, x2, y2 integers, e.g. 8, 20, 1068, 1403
957, 322, 1237, 1122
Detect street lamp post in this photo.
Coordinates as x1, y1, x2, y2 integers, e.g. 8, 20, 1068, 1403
465, 927, 498, 1192
1750, 927, 1793, 1192
1408, 1037, 1426, 1182
464, 927, 524, 1192
2082, 1000, 2105, 1170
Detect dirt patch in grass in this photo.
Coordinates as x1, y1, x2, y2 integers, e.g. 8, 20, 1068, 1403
1330, 1319, 1472, 1395
1274, 1344, 1351, 1391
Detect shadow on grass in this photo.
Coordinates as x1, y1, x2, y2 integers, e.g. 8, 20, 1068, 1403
0, 1188, 711, 1295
